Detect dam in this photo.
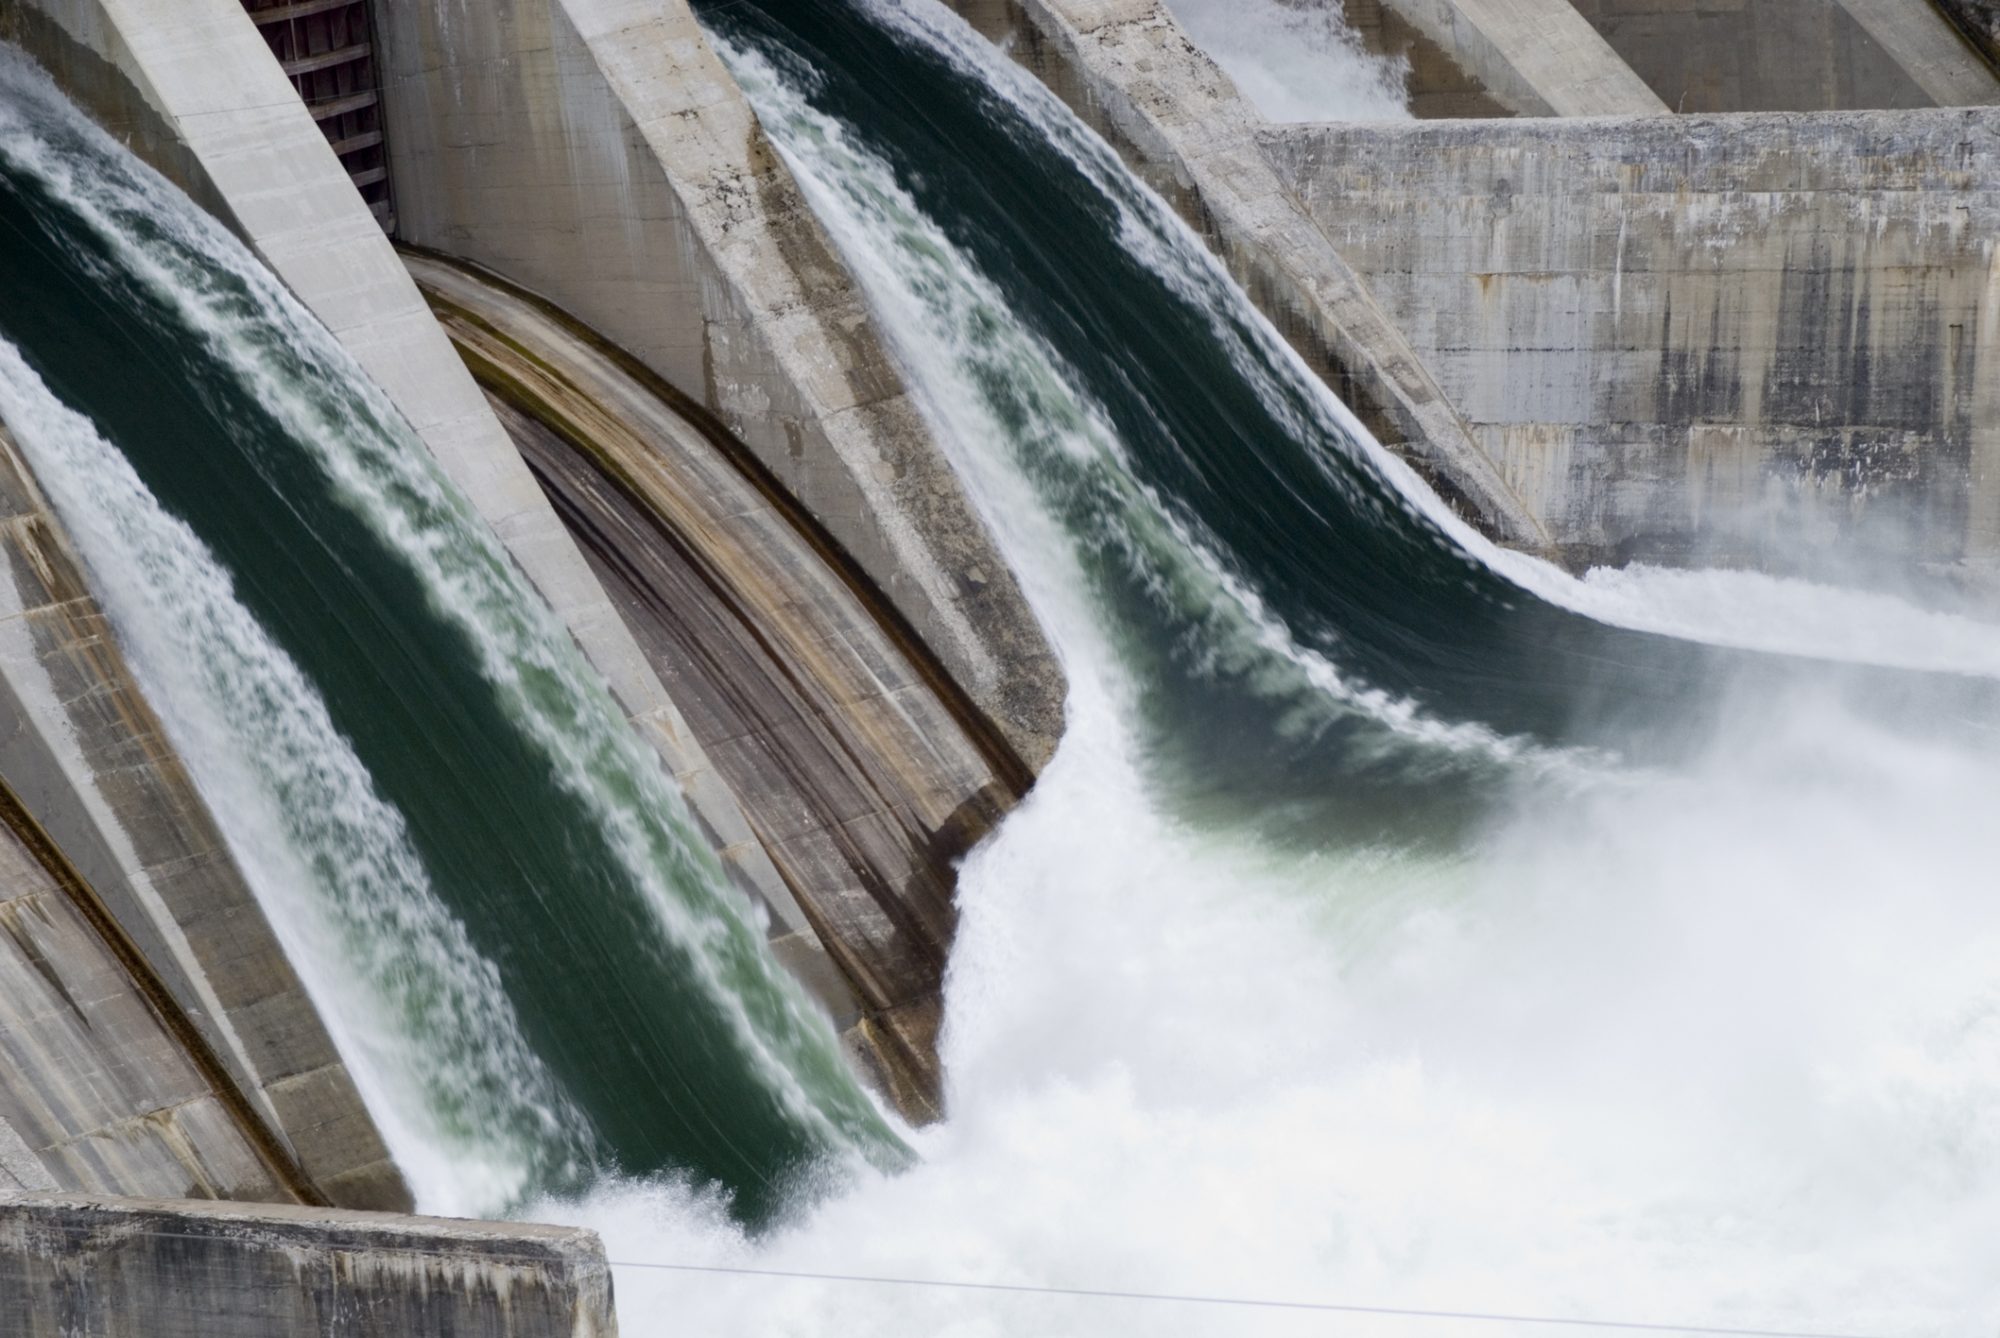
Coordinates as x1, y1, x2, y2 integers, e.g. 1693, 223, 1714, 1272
0, 0, 1998, 1332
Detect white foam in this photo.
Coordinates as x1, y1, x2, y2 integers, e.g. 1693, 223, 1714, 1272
544, 9, 2000, 1334
1159, 0, 1412, 122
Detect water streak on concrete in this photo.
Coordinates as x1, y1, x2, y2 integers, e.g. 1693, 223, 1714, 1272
410, 250, 1028, 1120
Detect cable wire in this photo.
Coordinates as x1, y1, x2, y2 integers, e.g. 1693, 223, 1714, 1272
604, 1257, 1890, 1338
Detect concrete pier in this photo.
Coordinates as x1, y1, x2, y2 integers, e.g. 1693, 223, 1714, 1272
0, 1195, 615, 1337
373, 0, 1066, 772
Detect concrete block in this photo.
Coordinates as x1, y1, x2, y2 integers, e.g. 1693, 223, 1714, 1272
0, 1195, 616, 1338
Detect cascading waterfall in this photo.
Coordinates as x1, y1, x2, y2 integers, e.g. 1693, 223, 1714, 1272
0, 46, 897, 1224
522, 4, 2000, 1334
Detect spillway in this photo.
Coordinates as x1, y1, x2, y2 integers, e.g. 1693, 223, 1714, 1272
407, 246, 1033, 1120
549, 3, 2000, 1334
4, 0, 2000, 1334
0, 48, 899, 1228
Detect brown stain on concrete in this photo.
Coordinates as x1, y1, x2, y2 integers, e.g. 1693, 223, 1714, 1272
0, 776, 327, 1207
408, 248, 1038, 1121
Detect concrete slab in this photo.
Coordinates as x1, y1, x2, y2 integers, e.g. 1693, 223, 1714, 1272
0, 1194, 615, 1338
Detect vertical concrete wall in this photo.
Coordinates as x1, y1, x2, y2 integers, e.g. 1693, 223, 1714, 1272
0, 427, 404, 1209
374, 0, 1065, 771
0, 1195, 616, 1338
1261, 111, 2000, 570
951, 0, 1550, 548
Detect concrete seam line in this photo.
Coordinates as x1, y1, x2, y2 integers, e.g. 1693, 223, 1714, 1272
0, 777, 330, 1207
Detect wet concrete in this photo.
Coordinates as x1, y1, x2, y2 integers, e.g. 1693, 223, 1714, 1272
410, 251, 1031, 1121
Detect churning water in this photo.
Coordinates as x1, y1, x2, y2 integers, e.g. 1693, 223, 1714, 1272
6, 2, 2000, 1334
542, 4, 2000, 1334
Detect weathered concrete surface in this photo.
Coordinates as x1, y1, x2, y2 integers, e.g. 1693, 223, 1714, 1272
411, 251, 1030, 1120
1834, 0, 2000, 105
374, 0, 1065, 772
0, 428, 403, 1210
0, 1194, 615, 1337
1375, 0, 1666, 115
952, 0, 1551, 550
1566, 0, 1988, 111
1262, 111, 2000, 570
0, 793, 275, 1202
1933, 0, 2000, 67
1340, 0, 1513, 118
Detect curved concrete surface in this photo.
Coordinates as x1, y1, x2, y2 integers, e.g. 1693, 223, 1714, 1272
374, 0, 1067, 773
410, 251, 1033, 1119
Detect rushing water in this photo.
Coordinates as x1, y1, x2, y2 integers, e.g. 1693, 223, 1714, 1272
0, 46, 897, 1225
1159, 0, 1412, 121
6, 2, 2000, 1334
539, 3, 2000, 1334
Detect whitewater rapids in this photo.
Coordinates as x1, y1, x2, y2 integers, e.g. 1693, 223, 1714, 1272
531, 6, 2000, 1336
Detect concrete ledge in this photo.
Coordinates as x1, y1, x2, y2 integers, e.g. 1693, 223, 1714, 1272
0, 1194, 615, 1337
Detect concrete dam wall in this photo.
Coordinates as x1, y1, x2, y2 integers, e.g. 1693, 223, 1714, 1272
1263, 110, 2000, 571
0, 1195, 614, 1337
3, 0, 1998, 1329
